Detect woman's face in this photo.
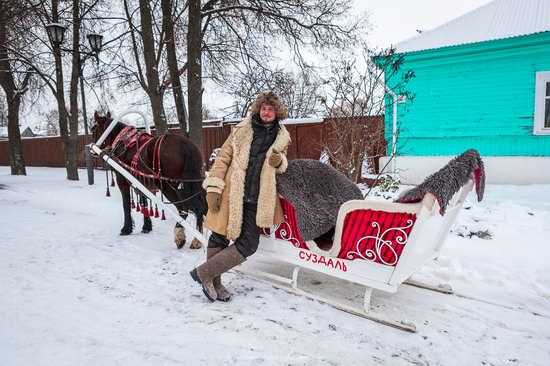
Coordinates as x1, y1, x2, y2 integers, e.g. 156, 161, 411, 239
260, 104, 276, 124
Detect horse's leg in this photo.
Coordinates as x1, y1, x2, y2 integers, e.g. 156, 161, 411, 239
162, 187, 190, 249
118, 179, 134, 236
174, 205, 202, 249
175, 188, 203, 250
186, 205, 203, 250
140, 194, 153, 234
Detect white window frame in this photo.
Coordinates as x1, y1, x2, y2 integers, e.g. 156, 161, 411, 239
534, 71, 550, 135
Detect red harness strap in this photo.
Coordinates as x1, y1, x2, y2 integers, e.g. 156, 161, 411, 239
130, 134, 167, 180
112, 126, 138, 150
109, 128, 181, 183
131, 139, 153, 174
152, 135, 165, 177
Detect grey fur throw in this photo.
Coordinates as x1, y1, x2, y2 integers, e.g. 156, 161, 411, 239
394, 149, 485, 215
276, 159, 364, 241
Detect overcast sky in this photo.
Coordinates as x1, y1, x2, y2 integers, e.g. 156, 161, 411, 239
358, 0, 493, 48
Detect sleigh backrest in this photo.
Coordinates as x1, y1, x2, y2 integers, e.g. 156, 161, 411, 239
306, 177, 475, 287
326, 198, 426, 266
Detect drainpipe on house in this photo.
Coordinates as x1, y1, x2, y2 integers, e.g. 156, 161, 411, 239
385, 86, 398, 176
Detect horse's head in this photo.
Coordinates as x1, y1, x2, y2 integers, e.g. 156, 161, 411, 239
91, 111, 114, 148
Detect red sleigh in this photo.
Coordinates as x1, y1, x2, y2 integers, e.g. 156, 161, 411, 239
246, 177, 476, 332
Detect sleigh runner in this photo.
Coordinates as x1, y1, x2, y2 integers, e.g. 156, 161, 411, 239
239, 152, 484, 332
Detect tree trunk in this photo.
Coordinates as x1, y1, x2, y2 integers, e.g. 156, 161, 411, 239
161, 0, 188, 135
64, 0, 81, 181
0, 5, 25, 175
6, 97, 26, 175
51, 0, 74, 180
187, 0, 202, 148
139, 0, 167, 135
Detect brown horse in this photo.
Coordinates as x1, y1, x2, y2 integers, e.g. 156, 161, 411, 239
91, 111, 207, 249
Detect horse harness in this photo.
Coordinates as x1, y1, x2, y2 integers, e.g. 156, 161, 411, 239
109, 125, 203, 186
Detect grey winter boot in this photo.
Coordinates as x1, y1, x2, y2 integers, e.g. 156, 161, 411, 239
207, 247, 232, 302
190, 245, 246, 302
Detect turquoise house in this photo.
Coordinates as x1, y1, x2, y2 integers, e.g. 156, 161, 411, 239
382, 0, 550, 184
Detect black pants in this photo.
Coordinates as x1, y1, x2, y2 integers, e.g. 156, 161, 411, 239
207, 202, 261, 258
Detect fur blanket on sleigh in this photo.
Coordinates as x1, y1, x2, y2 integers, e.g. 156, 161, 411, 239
276, 159, 363, 242
394, 148, 486, 214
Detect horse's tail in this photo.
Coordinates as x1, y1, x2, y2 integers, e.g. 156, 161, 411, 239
178, 138, 207, 231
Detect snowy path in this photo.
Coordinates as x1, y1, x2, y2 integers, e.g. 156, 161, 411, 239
1, 167, 549, 365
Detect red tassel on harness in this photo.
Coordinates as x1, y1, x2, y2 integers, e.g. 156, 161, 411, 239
131, 199, 135, 209
154, 205, 159, 218
149, 206, 154, 217
136, 203, 141, 212
143, 204, 149, 218
161, 210, 166, 220
111, 177, 115, 187
106, 187, 111, 197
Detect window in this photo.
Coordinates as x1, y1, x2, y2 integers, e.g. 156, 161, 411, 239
534, 71, 550, 135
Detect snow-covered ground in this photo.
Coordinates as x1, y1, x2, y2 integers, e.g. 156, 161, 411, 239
1, 167, 549, 366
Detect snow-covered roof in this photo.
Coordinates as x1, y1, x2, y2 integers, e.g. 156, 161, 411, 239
282, 117, 324, 125
395, 0, 550, 53
0, 125, 35, 138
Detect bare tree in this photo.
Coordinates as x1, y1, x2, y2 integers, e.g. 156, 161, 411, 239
0, 95, 6, 127
15, 0, 108, 180
321, 48, 415, 183
187, 0, 201, 143
275, 68, 322, 118
120, 0, 191, 136
161, 0, 188, 134
113, 0, 362, 150
222, 65, 322, 118
0, 0, 37, 175
185, 0, 366, 148
37, 108, 60, 135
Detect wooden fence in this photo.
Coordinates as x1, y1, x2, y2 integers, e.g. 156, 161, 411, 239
0, 116, 385, 176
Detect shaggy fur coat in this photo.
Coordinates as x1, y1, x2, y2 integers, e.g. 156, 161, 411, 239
203, 116, 291, 239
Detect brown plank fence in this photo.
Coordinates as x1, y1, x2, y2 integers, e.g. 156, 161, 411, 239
0, 116, 385, 177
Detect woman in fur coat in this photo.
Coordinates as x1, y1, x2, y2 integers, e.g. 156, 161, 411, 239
190, 90, 291, 301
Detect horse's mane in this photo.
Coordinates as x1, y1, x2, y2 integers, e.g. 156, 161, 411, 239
111, 121, 126, 136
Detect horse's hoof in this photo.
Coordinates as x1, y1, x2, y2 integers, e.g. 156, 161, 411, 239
189, 238, 203, 249
120, 228, 132, 236
174, 226, 186, 249
141, 228, 151, 234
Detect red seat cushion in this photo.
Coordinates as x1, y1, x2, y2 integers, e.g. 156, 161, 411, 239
273, 199, 308, 249
271, 200, 416, 266
337, 209, 416, 266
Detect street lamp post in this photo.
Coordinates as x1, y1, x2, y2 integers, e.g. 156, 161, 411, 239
46, 23, 103, 185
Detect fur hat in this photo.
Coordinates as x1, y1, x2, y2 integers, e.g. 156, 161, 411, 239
249, 90, 288, 120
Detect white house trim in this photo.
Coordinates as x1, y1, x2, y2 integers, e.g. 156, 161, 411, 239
534, 71, 550, 135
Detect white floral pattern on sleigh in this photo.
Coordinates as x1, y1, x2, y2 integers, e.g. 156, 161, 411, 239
263, 198, 418, 267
